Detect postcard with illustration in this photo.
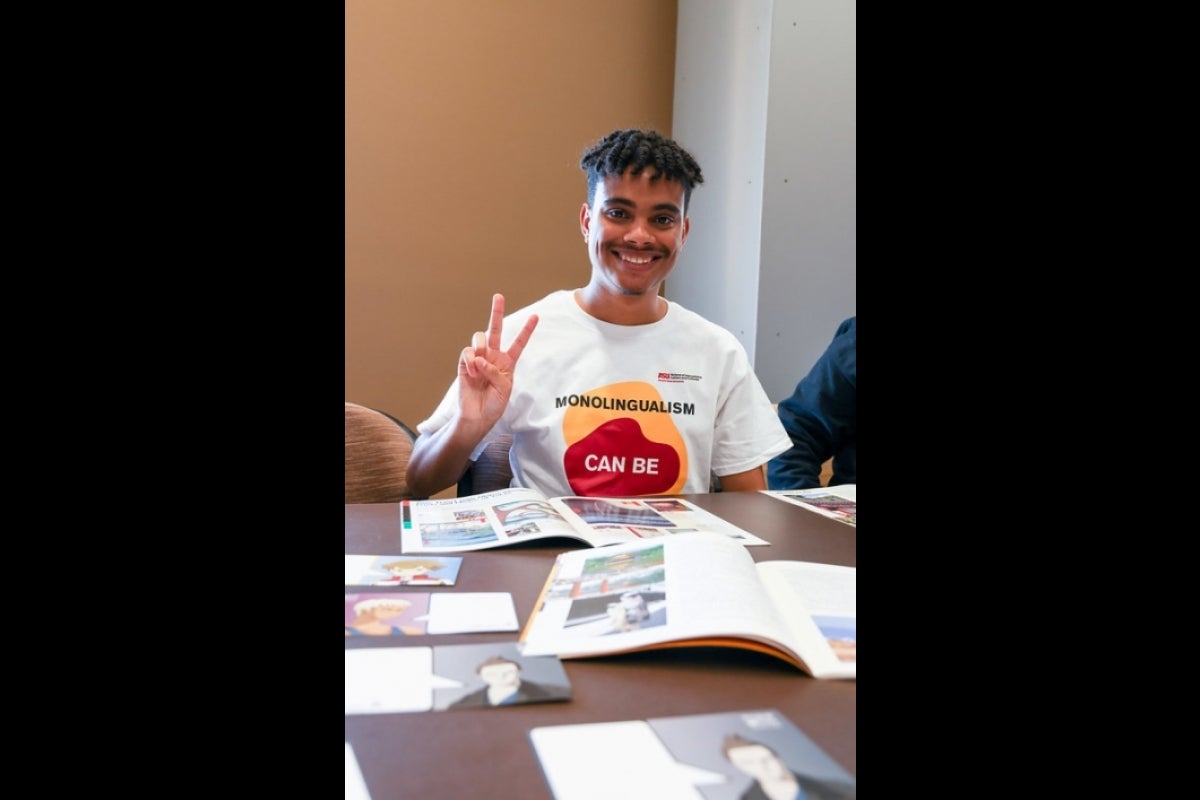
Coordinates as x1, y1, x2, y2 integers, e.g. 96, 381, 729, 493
345, 554, 464, 586
344, 591, 518, 636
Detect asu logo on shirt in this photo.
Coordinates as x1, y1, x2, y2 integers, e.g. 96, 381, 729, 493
559, 381, 689, 496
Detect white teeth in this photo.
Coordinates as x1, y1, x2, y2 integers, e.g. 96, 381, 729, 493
624, 255, 652, 264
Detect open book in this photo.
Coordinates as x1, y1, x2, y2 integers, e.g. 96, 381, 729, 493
519, 532, 855, 679
401, 487, 768, 553
762, 483, 856, 526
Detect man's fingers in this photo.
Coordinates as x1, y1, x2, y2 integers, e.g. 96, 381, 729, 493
487, 293, 505, 349
507, 314, 539, 363
472, 331, 487, 351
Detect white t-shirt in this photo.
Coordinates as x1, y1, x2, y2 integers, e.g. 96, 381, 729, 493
417, 290, 791, 497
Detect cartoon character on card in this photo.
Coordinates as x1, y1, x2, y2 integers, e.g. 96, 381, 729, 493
373, 558, 450, 586
345, 597, 423, 636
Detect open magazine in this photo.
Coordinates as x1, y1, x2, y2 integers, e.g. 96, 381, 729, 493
761, 483, 856, 526
401, 488, 769, 553
519, 532, 856, 679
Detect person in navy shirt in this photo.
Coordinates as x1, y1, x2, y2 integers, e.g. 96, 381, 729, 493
767, 317, 856, 490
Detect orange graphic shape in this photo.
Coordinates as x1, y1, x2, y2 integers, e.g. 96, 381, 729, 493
561, 382, 688, 495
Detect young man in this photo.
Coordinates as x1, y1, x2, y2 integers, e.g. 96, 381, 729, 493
407, 128, 790, 499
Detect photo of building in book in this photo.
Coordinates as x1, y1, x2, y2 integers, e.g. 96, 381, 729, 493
559, 497, 675, 527
418, 519, 499, 548
544, 545, 668, 635
585, 523, 701, 539
797, 494, 855, 525
493, 498, 570, 537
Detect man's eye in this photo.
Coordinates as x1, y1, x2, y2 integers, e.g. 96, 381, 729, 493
605, 209, 628, 220
654, 216, 676, 226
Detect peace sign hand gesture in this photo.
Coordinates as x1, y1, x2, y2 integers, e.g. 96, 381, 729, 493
457, 293, 539, 427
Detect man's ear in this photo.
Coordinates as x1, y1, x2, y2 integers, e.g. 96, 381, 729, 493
580, 203, 591, 241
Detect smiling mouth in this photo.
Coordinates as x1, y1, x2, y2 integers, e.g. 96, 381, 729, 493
618, 252, 657, 265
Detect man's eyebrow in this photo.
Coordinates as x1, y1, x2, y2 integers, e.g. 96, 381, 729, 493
602, 197, 682, 215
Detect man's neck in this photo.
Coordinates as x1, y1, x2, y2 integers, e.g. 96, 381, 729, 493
574, 287, 666, 325
758, 773, 800, 800
486, 685, 518, 704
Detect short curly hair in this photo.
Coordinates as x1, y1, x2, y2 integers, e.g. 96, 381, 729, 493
580, 128, 705, 211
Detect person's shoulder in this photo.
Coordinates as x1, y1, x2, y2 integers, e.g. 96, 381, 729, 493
510, 290, 571, 316
665, 300, 742, 343
520, 680, 557, 697
837, 316, 855, 338
831, 317, 855, 377
503, 290, 573, 331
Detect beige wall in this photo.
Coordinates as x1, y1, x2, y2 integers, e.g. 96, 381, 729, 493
346, 0, 679, 436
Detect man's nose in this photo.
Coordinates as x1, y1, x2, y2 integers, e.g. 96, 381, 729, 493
624, 219, 654, 245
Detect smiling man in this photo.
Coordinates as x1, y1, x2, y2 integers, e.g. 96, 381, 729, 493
407, 129, 790, 499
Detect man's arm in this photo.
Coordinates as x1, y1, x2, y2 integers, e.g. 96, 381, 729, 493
717, 465, 768, 492
405, 293, 538, 497
406, 419, 493, 498
766, 318, 856, 490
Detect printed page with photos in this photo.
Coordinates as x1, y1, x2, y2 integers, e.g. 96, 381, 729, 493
761, 484, 856, 527
518, 532, 855, 679
401, 487, 768, 553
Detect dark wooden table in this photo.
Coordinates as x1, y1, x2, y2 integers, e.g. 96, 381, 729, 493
345, 491, 856, 798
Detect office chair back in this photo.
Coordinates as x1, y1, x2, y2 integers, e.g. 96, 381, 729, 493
457, 434, 514, 496
345, 402, 419, 503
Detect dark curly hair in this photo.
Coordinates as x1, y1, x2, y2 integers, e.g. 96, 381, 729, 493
580, 128, 705, 212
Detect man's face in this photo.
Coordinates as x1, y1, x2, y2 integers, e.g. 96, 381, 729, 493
580, 168, 690, 298
479, 662, 521, 689
727, 744, 790, 782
